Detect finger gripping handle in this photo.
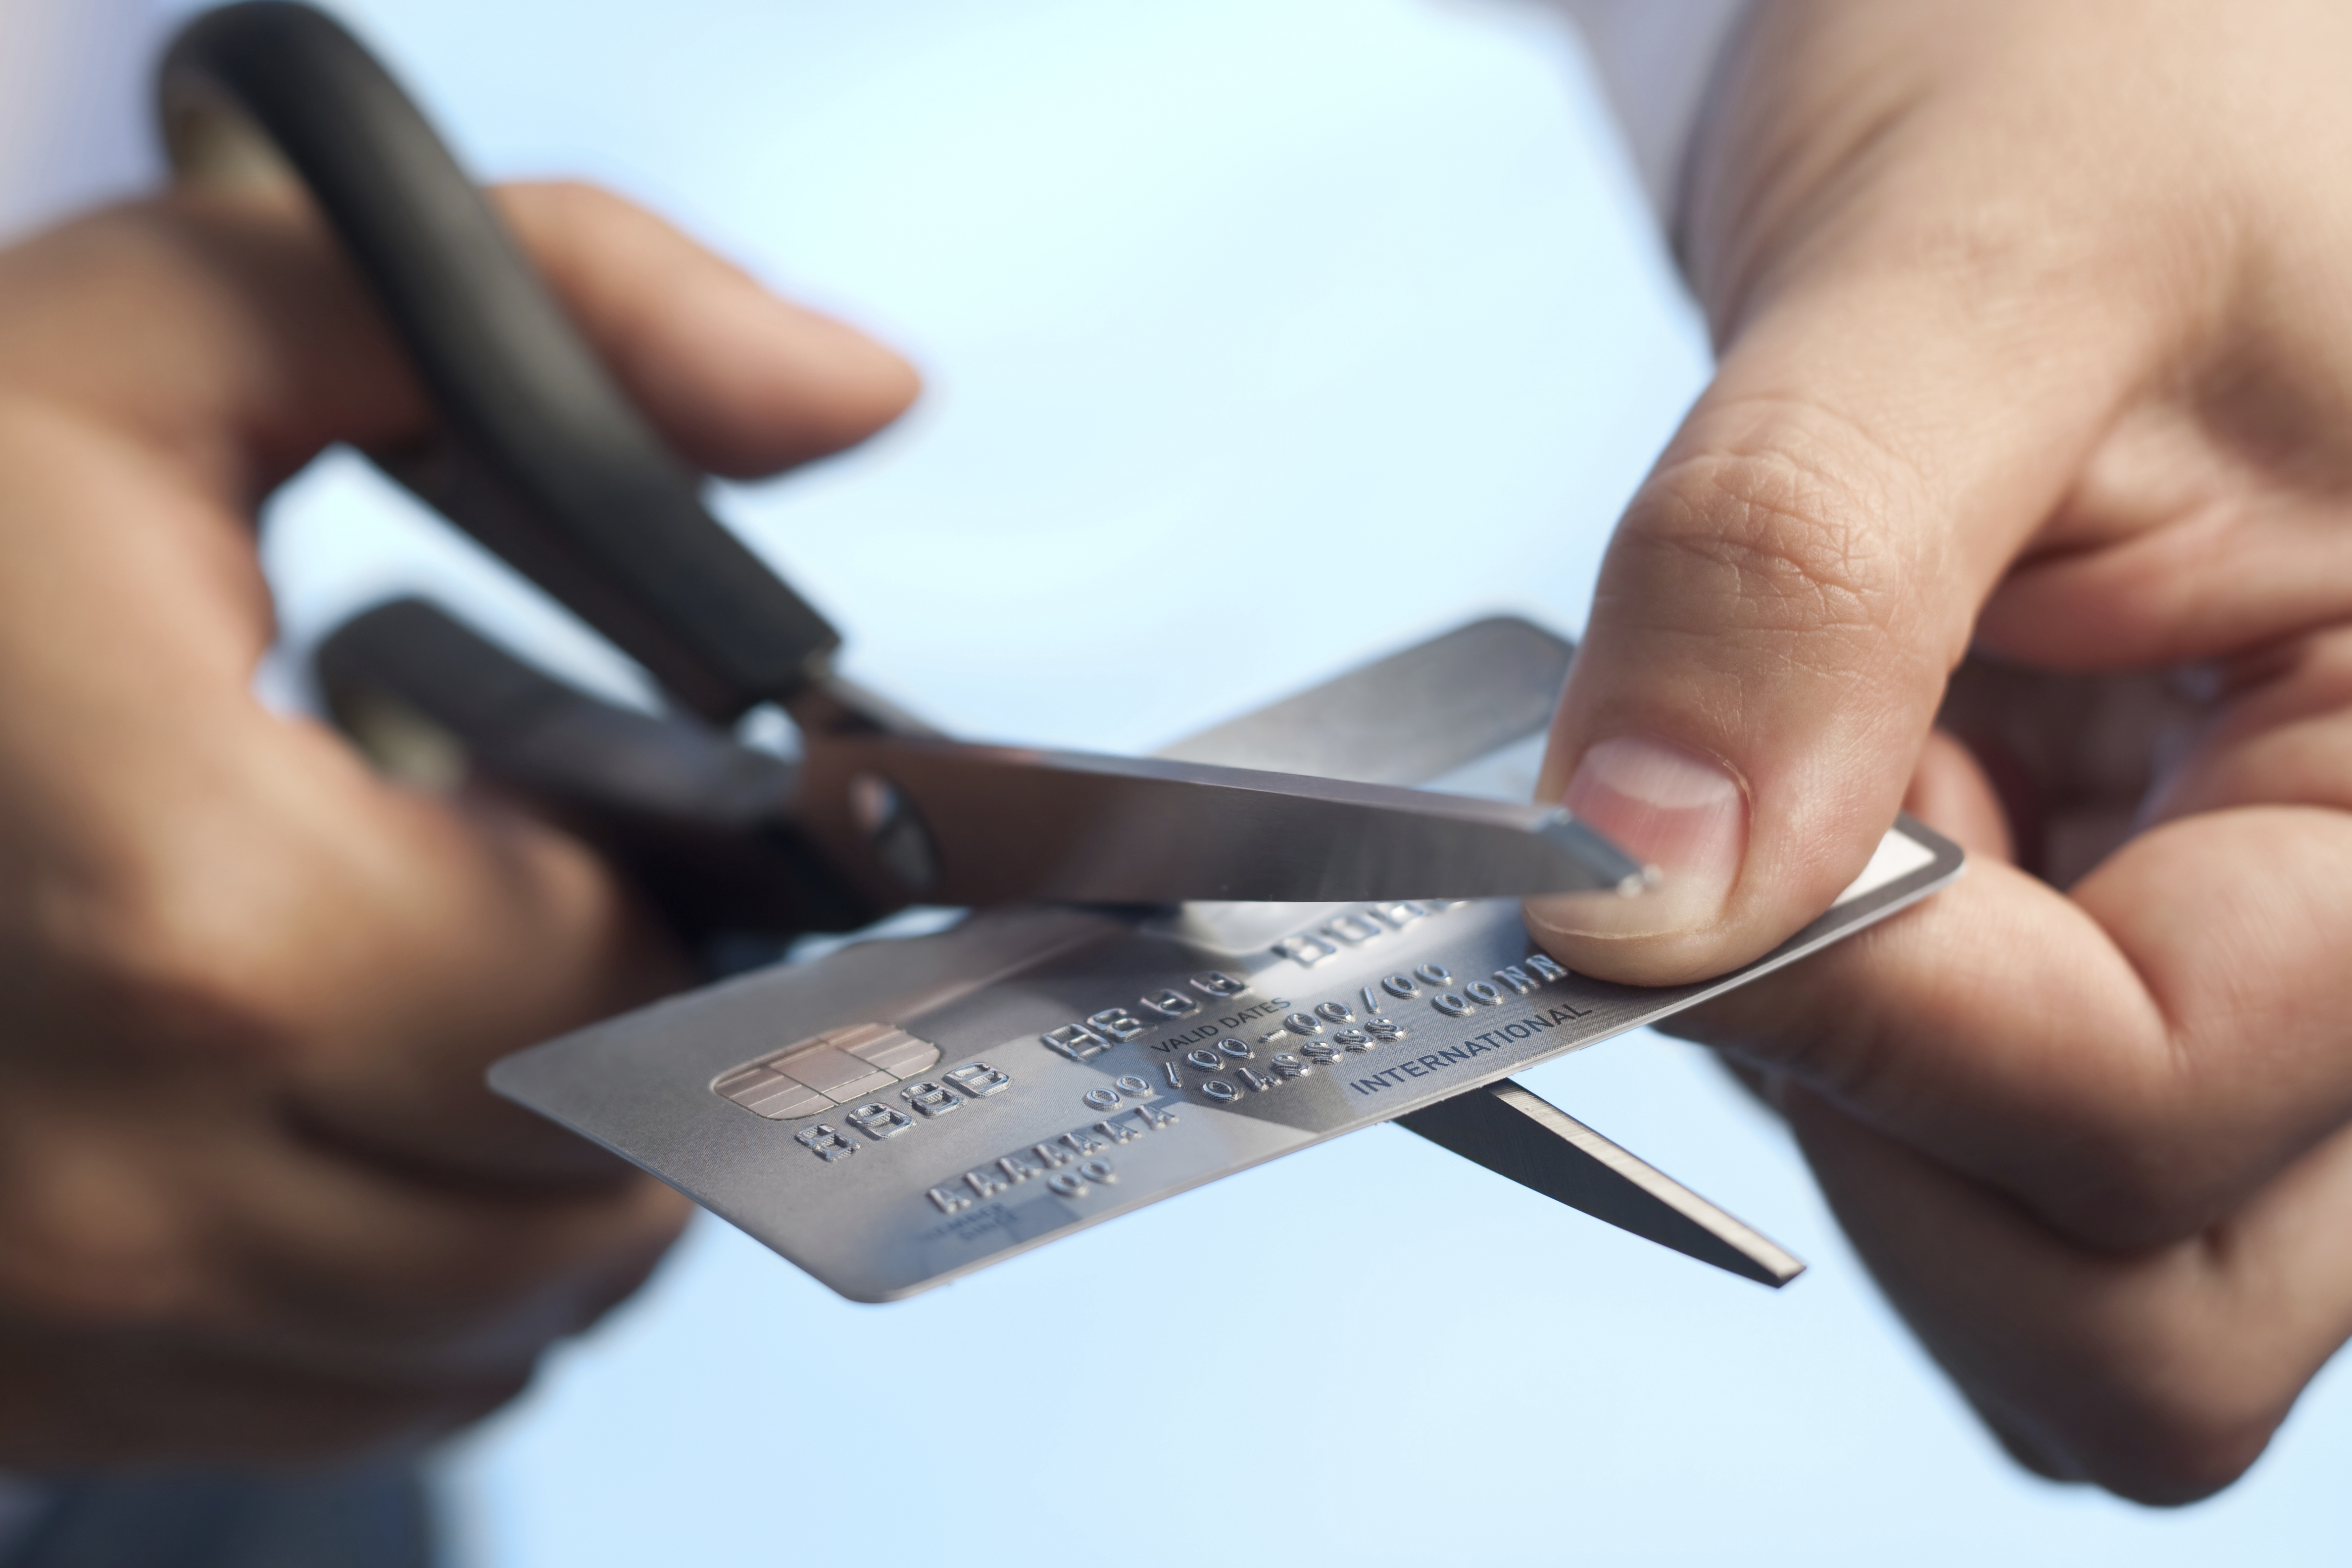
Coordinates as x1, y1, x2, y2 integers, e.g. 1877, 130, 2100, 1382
158, 1, 840, 721
316, 597, 882, 938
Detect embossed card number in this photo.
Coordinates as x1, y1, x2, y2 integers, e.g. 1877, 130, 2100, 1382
926, 1099, 1180, 1212
787, 1060, 1012, 1162
1040, 970, 1248, 1062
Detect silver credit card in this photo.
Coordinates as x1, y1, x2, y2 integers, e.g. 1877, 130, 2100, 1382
491, 617, 1962, 1302
494, 823, 1956, 1302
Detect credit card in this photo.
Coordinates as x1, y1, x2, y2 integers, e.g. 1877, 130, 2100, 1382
491, 621, 1962, 1302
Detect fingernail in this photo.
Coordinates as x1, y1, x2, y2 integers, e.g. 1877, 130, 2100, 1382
1529, 736, 1746, 939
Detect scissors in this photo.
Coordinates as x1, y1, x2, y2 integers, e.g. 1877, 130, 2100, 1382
140, 2, 1988, 1297
156, 0, 1654, 953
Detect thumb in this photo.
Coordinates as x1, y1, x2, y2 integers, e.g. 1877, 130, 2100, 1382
1527, 258, 2150, 984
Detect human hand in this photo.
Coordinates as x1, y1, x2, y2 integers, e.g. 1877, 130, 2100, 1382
0, 181, 916, 1465
1528, 0, 2352, 1502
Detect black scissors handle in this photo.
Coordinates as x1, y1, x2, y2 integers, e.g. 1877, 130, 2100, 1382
164, 1, 1652, 950
159, 1, 836, 723
313, 598, 881, 943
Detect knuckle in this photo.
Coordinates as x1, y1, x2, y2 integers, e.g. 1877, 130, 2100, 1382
44, 861, 314, 1061
1653, 456, 1876, 609
2048, 1151, 2231, 1254
0, 1161, 207, 1332
2028, 1059, 2285, 1253
2060, 1329, 2291, 1505
2091, 1417, 2276, 1507
1998, 1230, 2318, 1506
494, 179, 635, 261
1621, 414, 1952, 692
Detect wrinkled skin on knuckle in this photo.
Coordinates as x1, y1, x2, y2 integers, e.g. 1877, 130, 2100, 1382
1575, 423, 1953, 909
1636, 445, 1900, 638
1621, 419, 1950, 705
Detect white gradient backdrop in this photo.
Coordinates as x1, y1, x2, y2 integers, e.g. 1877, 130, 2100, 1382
164, 0, 2352, 1561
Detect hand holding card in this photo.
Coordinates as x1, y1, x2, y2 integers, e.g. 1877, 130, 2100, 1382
1525, 0, 2352, 1504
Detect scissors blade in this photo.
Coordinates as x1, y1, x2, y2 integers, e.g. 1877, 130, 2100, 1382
793, 731, 1656, 908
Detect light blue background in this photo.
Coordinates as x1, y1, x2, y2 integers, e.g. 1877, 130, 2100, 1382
220, 0, 2352, 1561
